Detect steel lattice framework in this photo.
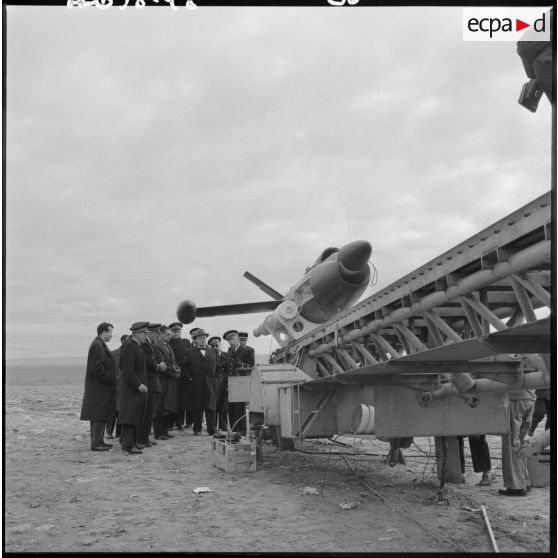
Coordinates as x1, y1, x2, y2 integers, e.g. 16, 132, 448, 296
272, 191, 552, 381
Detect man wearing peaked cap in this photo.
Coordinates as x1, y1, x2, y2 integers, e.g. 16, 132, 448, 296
153, 325, 180, 439
223, 330, 238, 343
138, 323, 166, 448
130, 321, 150, 332
209, 336, 229, 431
224, 330, 255, 434
169, 322, 183, 330
238, 331, 255, 360
118, 322, 149, 454
182, 328, 218, 435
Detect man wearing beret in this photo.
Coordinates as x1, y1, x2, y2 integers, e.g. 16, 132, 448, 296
118, 322, 150, 454
138, 323, 166, 448
169, 322, 192, 431
182, 329, 218, 436
209, 336, 229, 430
80, 322, 117, 452
153, 325, 181, 439
224, 330, 255, 434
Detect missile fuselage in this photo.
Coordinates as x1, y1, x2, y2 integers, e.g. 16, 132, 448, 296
254, 240, 371, 338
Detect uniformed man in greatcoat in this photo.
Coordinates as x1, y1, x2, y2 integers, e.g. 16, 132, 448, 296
118, 322, 150, 454
106, 334, 129, 439
224, 329, 255, 434
80, 322, 117, 451
168, 322, 192, 431
138, 323, 166, 448
153, 325, 181, 439
209, 336, 229, 430
183, 329, 218, 435
238, 332, 255, 361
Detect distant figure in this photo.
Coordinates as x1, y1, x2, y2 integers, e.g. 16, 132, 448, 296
139, 323, 165, 448
209, 335, 229, 430
528, 388, 551, 436
106, 334, 130, 439
118, 322, 150, 454
168, 322, 192, 431
183, 329, 218, 436
80, 322, 116, 452
224, 330, 255, 434
499, 388, 536, 496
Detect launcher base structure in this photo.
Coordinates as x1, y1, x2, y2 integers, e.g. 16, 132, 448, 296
228, 192, 551, 482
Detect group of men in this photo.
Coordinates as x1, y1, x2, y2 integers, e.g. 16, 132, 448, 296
80, 321, 255, 454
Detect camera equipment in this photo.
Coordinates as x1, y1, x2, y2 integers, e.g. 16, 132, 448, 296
518, 79, 544, 112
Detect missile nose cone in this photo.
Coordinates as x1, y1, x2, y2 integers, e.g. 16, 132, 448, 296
337, 240, 372, 271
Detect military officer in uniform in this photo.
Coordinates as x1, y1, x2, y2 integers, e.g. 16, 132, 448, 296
238, 332, 255, 360
118, 322, 150, 454
183, 329, 218, 436
209, 336, 229, 430
106, 334, 129, 440
153, 325, 180, 439
138, 323, 166, 448
169, 322, 192, 431
224, 330, 255, 434
80, 322, 116, 451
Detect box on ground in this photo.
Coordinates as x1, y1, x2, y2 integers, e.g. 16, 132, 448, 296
211, 438, 257, 473
527, 455, 550, 487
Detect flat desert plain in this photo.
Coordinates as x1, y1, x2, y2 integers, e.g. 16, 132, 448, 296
4, 365, 552, 553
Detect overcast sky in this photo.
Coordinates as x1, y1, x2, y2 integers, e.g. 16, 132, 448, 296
5, 5, 552, 363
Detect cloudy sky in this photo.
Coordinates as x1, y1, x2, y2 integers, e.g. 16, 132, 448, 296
5, 4, 552, 363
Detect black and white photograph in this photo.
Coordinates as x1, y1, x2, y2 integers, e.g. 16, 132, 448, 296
4, 1, 553, 553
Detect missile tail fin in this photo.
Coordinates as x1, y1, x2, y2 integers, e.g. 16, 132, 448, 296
243, 271, 284, 301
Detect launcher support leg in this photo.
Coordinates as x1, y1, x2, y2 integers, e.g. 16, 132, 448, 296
435, 436, 464, 484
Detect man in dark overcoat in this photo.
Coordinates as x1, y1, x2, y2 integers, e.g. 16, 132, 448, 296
153, 325, 180, 439
183, 329, 218, 435
168, 322, 192, 430
106, 334, 129, 439
80, 322, 117, 451
138, 323, 166, 448
224, 329, 255, 434
118, 322, 149, 454
209, 336, 229, 430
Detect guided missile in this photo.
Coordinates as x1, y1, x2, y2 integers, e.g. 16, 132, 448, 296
253, 240, 371, 338
176, 240, 372, 343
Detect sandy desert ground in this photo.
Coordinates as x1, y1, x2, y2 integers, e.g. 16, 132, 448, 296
4, 371, 552, 554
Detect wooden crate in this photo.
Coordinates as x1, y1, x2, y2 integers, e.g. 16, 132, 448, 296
211, 438, 257, 473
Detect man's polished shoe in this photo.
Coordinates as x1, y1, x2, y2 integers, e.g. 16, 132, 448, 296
135, 443, 145, 450
144, 441, 154, 448
155, 435, 170, 440
498, 488, 527, 496
194, 431, 201, 436
91, 445, 109, 452
122, 446, 143, 454
102, 442, 113, 448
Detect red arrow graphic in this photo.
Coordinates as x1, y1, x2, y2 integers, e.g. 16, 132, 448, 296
516, 19, 530, 32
